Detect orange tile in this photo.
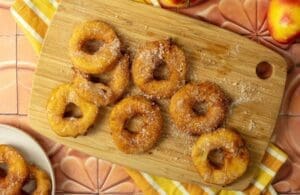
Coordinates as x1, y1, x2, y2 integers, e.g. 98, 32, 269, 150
17, 35, 37, 114
0, 36, 15, 61
100, 164, 129, 191
17, 35, 38, 63
0, 64, 17, 113
17, 26, 24, 35
51, 147, 98, 193
280, 67, 300, 115
98, 161, 140, 193
274, 116, 300, 193
98, 159, 112, 189
17, 63, 35, 114
288, 85, 300, 115
0, 36, 16, 113
0, 6, 16, 35
0, 1, 13, 8
0, 114, 19, 127
102, 180, 140, 193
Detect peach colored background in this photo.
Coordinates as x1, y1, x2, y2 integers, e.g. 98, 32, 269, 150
1, 0, 300, 194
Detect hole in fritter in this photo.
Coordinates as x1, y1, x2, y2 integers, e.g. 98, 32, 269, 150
125, 115, 145, 134
208, 148, 225, 169
63, 103, 83, 119
89, 75, 102, 83
256, 61, 273, 80
89, 74, 110, 85
192, 101, 208, 116
0, 163, 7, 177
22, 178, 37, 194
81, 39, 103, 54
153, 60, 169, 80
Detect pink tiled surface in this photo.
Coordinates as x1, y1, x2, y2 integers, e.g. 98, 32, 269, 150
1, 0, 300, 194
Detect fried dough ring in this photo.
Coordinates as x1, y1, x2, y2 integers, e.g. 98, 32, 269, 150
69, 20, 121, 74
169, 82, 228, 135
47, 84, 98, 137
192, 128, 249, 185
132, 40, 187, 99
27, 165, 51, 195
109, 96, 163, 154
72, 55, 130, 106
0, 145, 29, 195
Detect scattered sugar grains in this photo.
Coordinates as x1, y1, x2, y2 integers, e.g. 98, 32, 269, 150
157, 42, 164, 60
216, 78, 263, 106
168, 123, 195, 155
199, 51, 217, 66
136, 43, 166, 81
226, 44, 241, 57
248, 120, 256, 131
213, 77, 262, 133
108, 38, 121, 56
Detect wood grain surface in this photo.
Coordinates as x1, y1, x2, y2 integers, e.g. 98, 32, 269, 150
29, 0, 287, 190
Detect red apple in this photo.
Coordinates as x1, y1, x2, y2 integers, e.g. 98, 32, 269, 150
268, 0, 300, 43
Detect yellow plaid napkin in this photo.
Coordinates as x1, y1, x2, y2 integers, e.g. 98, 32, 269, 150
10, 0, 288, 194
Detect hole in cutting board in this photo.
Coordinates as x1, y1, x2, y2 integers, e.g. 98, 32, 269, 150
256, 61, 273, 80
125, 115, 145, 133
153, 60, 169, 80
63, 103, 83, 119
81, 39, 103, 54
208, 148, 224, 169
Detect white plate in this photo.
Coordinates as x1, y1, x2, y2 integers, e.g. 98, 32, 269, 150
0, 124, 55, 195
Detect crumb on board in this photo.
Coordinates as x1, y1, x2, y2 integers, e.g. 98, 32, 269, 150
215, 78, 263, 106
248, 120, 256, 131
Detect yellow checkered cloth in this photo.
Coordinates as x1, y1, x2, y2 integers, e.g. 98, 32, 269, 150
10, 0, 288, 194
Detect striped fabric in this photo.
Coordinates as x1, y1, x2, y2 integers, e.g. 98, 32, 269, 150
11, 0, 59, 53
126, 144, 287, 195
10, 0, 288, 194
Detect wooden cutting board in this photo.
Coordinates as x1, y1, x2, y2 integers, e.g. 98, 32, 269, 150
29, 0, 287, 190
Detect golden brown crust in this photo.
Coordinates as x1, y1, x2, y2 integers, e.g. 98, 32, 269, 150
192, 128, 249, 185
28, 165, 51, 195
0, 145, 29, 195
169, 82, 228, 135
109, 96, 163, 154
69, 20, 121, 74
132, 40, 187, 99
47, 84, 98, 137
72, 55, 130, 106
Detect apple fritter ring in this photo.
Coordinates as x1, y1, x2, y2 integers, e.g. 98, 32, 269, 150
28, 165, 51, 195
47, 84, 98, 137
72, 55, 130, 106
192, 128, 249, 185
169, 82, 228, 135
132, 39, 187, 99
0, 145, 29, 195
69, 20, 121, 74
109, 96, 163, 154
